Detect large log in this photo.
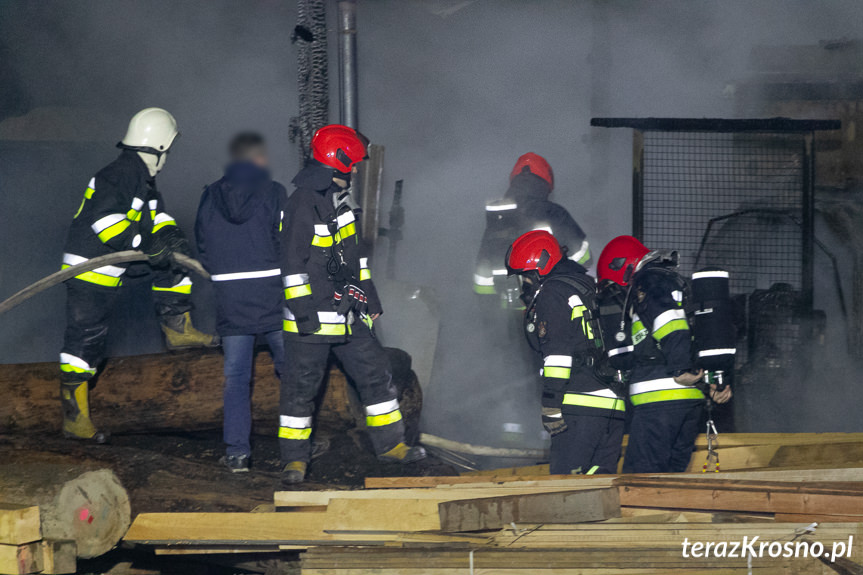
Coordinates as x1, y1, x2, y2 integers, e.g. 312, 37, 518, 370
0, 463, 130, 559
0, 347, 421, 438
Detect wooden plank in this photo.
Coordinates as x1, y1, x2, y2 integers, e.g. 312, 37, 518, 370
154, 546, 281, 555
438, 488, 620, 532
0, 505, 40, 546
0, 542, 42, 575
39, 540, 76, 575
274, 485, 609, 508
320, 488, 619, 533
618, 479, 863, 516
124, 512, 336, 546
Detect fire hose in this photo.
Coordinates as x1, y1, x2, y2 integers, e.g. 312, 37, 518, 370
0, 251, 210, 317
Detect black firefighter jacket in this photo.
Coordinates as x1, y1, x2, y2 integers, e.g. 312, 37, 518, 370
628, 265, 705, 408
535, 260, 625, 419
62, 150, 183, 288
281, 163, 382, 343
474, 173, 590, 295
195, 161, 288, 337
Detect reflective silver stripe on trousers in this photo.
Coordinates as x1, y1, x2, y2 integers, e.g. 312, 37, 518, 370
280, 415, 312, 428
365, 398, 399, 416
62, 253, 126, 277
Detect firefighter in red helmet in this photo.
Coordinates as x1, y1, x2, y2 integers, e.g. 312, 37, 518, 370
475, 153, 591, 302
597, 236, 731, 473
278, 124, 425, 484
507, 231, 625, 474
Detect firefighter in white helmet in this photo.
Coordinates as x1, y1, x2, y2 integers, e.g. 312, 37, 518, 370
59, 108, 218, 442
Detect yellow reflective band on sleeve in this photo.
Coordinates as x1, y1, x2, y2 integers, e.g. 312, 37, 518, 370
562, 393, 626, 411
85, 187, 95, 199
630, 388, 705, 406
62, 264, 123, 287
283, 319, 347, 336
278, 426, 312, 440
152, 283, 192, 295
285, 284, 312, 299
543, 366, 572, 379
366, 409, 403, 427
586, 465, 600, 475
151, 219, 177, 233
653, 319, 690, 341
474, 284, 497, 295
571, 305, 594, 339
126, 209, 142, 221
97, 219, 131, 243
359, 269, 371, 281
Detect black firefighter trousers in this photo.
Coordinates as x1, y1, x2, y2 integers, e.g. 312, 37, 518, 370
622, 400, 703, 473
279, 322, 405, 464
60, 273, 192, 384
551, 414, 625, 475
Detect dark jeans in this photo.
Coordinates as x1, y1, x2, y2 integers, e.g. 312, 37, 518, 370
223, 330, 285, 457
551, 414, 625, 475
622, 400, 703, 473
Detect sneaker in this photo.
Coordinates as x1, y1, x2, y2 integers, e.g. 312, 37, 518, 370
220, 454, 250, 473
281, 461, 307, 485
377, 443, 427, 464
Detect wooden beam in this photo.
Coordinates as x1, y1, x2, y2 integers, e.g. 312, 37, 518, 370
39, 540, 76, 575
0, 541, 42, 575
0, 505, 40, 545
274, 485, 612, 508
124, 512, 335, 546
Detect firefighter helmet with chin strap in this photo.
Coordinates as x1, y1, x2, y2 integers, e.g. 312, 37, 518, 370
510, 152, 554, 191
506, 230, 563, 277
119, 108, 179, 155
311, 124, 369, 173
597, 235, 651, 287
118, 108, 179, 176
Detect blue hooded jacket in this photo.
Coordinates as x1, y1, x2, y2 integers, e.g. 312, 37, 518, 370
195, 162, 288, 336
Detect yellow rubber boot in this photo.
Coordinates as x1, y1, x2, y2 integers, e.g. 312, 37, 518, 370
61, 382, 108, 443
377, 442, 427, 464
281, 461, 308, 485
161, 312, 220, 351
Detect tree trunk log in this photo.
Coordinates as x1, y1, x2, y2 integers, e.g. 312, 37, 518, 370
0, 462, 130, 559
0, 347, 421, 437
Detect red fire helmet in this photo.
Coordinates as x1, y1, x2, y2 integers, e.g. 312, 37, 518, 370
510, 152, 554, 190
311, 124, 369, 173
506, 230, 563, 277
597, 235, 651, 286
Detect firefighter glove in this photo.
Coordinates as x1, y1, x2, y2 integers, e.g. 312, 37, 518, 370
147, 226, 191, 268
541, 407, 567, 437
334, 284, 368, 316
295, 313, 322, 336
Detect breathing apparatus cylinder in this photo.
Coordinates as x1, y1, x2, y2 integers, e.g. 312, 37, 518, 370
595, 281, 634, 371
690, 268, 736, 384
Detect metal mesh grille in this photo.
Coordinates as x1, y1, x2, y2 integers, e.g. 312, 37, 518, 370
641, 131, 805, 295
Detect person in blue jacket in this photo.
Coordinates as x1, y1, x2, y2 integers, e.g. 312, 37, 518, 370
195, 132, 288, 473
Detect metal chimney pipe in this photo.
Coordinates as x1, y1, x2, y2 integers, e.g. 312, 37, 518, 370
337, 0, 358, 129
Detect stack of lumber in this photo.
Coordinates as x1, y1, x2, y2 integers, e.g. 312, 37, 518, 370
121, 433, 863, 574
0, 505, 75, 575
0, 463, 131, 574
